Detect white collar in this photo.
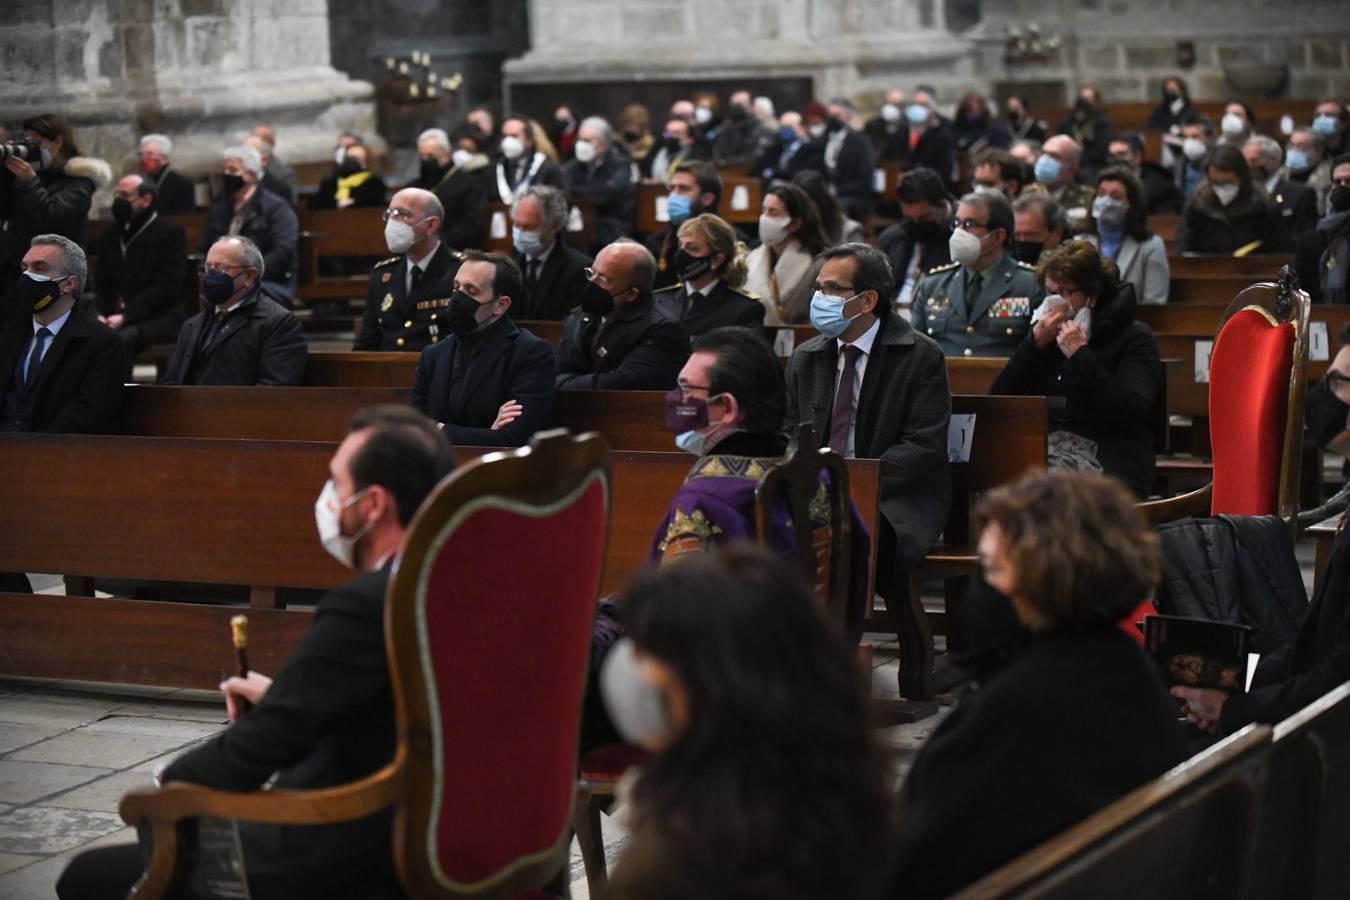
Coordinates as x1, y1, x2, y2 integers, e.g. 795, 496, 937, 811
528, 239, 557, 266
409, 241, 441, 272
837, 315, 881, 356
1264, 171, 1281, 194
687, 277, 721, 298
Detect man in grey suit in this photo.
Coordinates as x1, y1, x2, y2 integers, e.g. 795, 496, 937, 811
784, 242, 951, 700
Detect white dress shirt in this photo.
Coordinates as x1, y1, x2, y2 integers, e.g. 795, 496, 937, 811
23, 308, 73, 382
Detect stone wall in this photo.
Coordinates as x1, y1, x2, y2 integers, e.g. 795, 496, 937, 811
1, 0, 377, 189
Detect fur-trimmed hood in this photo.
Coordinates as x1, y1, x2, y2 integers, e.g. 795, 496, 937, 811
59, 156, 114, 189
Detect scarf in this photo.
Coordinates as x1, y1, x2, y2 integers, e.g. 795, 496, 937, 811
335, 169, 372, 203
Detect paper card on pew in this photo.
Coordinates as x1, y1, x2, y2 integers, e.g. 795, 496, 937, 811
567, 206, 584, 232
489, 210, 508, 240
872, 168, 886, 193
1194, 340, 1213, 383
1310, 321, 1330, 362
773, 328, 796, 357
731, 184, 750, 211
947, 414, 976, 463
654, 194, 670, 223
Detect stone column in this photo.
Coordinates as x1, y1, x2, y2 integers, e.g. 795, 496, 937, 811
0, 0, 378, 183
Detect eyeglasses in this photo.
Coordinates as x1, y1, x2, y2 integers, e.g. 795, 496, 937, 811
197, 264, 249, 276
584, 267, 618, 290
952, 218, 990, 232
816, 282, 858, 300
382, 208, 419, 224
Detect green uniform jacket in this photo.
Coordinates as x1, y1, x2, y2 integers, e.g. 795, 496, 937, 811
909, 253, 1044, 358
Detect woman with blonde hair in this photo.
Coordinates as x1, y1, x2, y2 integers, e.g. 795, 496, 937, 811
653, 212, 765, 338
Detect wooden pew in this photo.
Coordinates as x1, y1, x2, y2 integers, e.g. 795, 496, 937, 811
953, 725, 1273, 899
0, 433, 880, 689
1169, 275, 1273, 305
1168, 254, 1293, 278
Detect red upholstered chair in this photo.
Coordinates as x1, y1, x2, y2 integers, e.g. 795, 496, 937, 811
1142, 266, 1310, 534
120, 429, 611, 899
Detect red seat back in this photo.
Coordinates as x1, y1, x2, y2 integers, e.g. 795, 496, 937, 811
387, 430, 610, 898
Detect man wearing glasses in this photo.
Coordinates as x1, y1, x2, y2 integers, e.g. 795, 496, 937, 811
355, 188, 462, 352
555, 239, 688, 390
910, 192, 1043, 358
161, 235, 307, 385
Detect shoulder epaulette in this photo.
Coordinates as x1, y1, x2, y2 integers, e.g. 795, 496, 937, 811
451, 250, 466, 262
730, 286, 760, 301
924, 261, 960, 275
653, 283, 682, 293
372, 256, 400, 269
1016, 260, 1037, 270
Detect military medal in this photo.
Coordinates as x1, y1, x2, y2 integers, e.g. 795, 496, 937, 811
381, 294, 393, 312
381, 272, 391, 283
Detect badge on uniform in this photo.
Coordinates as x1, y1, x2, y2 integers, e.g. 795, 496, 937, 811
596, 346, 608, 359
381, 294, 393, 312
381, 272, 392, 283
927, 296, 951, 312
991, 297, 1030, 319
429, 323, 439, 337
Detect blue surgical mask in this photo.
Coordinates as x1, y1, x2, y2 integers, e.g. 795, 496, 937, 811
666, 192, 693, 225
1285, 148, 1310, 172
512, 226, 544, 257
906, 104, 929, 125
674, 429, 708, 455
809, 290, 862, 339
778, 126, 798, 144
1312, 115, 1339, 137
1034, 154, 1061, 185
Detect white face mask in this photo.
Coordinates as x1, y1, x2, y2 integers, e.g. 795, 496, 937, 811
384, 219, 416, 255
1032, 293, 1093, 340
758, 213, 790, 247
881, 103, 902, 124
1182, 137, 1209, 162
807, 122, 826, 139
1220, 113, 1245, 137
693, 106, 713, 125
451, 148, 473, 168
948, 227, 985, 266
573, 139, 597, 164
1212, 182, 1240, 206
314, 479, 373, 570
499, 136, 526, 160
600, 638, 674, 748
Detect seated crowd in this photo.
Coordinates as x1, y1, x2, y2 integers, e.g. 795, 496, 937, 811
1, 82, 1348, 899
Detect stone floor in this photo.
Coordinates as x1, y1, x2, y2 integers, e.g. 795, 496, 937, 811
0, 535, 1320, 898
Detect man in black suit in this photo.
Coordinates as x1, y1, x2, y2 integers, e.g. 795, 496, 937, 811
1245, 135, 1319, 245
784, 242, 951, 695
137, 133, 197, 215
894, 88, 957, 188
56, 405, 457, 900
410, 250, 555, 446
874, 168, 954, 312
1, 233, 122, 434
816, 101, 876, 220
355, 187, 461, 351
162, 235, 307, 385
94, 174, 187, 373
561, 117, 636, 252
510, 185, 590, 320
556, 239, 688, 391
197, 144, 299, 304
245, 134, 296, 205
493, 115, 564, 205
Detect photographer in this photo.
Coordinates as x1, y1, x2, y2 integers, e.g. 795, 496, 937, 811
0, 114, 111, 306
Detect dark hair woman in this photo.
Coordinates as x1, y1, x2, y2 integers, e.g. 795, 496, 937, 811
745, 182, 828, 324
1174, 142, 1286, 254
603, 546, 888, 900
883, 470, 1189, 897
991, 239, 1162, 497
1081, 166, 1171, 305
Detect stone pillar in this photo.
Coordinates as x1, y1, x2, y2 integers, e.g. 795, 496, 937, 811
0, 0, 378, 185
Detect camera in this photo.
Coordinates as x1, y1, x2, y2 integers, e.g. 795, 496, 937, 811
0, 140, 43, 168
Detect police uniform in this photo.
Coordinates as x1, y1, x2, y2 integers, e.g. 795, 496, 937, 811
652, 279, 766, 340
353, 243, 462, 352
909, 253, 1044, 358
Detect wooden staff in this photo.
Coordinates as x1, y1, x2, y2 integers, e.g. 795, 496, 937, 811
230, 615, 252, 715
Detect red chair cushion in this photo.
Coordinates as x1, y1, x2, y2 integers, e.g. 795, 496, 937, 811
1118, 599, 1156, 647
579, 743, 652, 784
417, 476, 607, 887
1208, 308, 1294, 516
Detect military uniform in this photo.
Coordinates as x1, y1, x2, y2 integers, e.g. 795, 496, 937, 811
1022, 181, 1098, 231
652, 279, 766, 341
909, 253, 1044, 358
353, 243, 462, 352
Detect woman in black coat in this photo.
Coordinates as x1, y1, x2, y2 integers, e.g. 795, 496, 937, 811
991, 240, 1161, 498
307, 143, 387, 211
1174, 143, 1286, 255
883, 471, 1190, 898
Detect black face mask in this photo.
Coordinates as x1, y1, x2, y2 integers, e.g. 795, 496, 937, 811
1164, 90, 1181, 104
338, 158, 363, 176
1007, 109, 1023, 125
111, 197, 134, 224
1306, 378, 1350, 449
826, 116, 844, 133
446, 289, 484, 337
909, 219, 945, 243
674, 249, 714, 283
1074, 97, 1093, 116
580, 281, 617, 316
1013, 240, 1045, 265
419, 156, 445, 182
1329, 185, 1350, 214
622, 129, 642, 143
222, 173, 246, 196
663, 137, 682, 153
728, 104, 748, 122
16, 272, 66, 315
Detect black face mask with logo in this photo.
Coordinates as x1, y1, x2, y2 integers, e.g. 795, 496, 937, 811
15, 272, 66, 315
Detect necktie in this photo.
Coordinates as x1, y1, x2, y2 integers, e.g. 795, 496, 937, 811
410, 264, 424, 295
24, 327, 51, 389
829, 344, 863, 455
528, 259, 541, 292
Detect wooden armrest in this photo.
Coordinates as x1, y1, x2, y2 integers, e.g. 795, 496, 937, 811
1137, 483, 1212, 526
120, 762, 404, 900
